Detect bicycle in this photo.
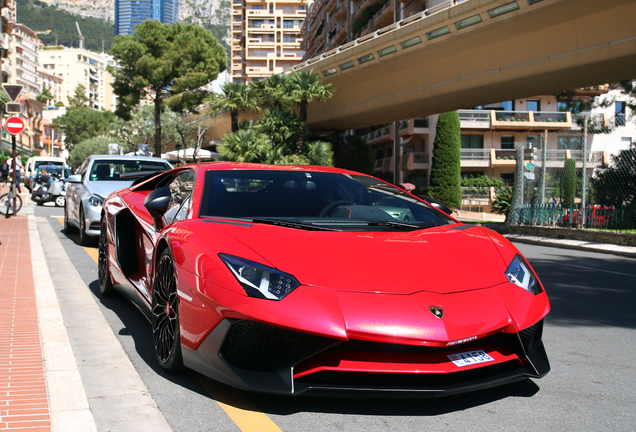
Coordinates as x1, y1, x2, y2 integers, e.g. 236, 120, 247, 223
0, 181, 23, 217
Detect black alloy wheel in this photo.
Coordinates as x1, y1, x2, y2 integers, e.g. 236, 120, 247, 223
98, 217, 116, 297
152, 249, 183, 371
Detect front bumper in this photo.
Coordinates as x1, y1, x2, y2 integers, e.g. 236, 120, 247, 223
182, 319, 550, 397
83, 202, 103, 236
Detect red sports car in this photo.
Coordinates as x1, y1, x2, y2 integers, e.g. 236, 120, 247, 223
99, 162, 550, 396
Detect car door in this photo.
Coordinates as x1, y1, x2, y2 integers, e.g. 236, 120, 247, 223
68, 157, 91, 226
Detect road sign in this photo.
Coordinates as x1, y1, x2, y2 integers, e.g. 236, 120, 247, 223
525, 163, 535, 171
4, 117, 25, 135
2, 84, 23, 101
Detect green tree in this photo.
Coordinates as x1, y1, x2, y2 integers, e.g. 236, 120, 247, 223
255, 107, 300, 151
562, 158, 577, 207
206, 81, 261, 133
69, 136, 112, 167
53, 107, 117, 148
286, 70, 335, 154
591, 149, 636, 208
428, 111, 461, 208
36, 87, 54, 105
492, 186, 514, 222
0, 91, 9, 116
109, 105, 182, 153
109, 20, 227, 158
218, 129, 270, 162
67, 83, 90, 108
252, 74, 293, 110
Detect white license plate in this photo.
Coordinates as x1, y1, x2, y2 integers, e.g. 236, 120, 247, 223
447, 350, 495, 367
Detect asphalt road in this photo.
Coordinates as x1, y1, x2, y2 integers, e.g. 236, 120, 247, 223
35, 204, 636, 432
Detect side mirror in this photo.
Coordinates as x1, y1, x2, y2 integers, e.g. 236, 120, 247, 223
144, 187, 171, 231
67, 174, 82, 183
420, 195, 453, 216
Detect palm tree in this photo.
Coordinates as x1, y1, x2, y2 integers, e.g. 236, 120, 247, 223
206, 82, 261, 133
286, 70, 335, 154
252, 74, 292, 110
218, 128, 269, 162
256, 107, 300, 151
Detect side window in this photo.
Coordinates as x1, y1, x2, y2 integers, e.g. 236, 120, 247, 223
164, 170, 195, 225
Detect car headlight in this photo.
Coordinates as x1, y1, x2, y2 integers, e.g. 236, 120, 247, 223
505, 254, 542, 294
88, 194, 105, 207
220, 254, 300, 300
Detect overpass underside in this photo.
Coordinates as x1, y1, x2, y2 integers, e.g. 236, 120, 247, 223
301, 0, 636, 131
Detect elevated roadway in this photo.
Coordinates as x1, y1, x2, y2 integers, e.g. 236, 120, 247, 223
294, 0, 636, 131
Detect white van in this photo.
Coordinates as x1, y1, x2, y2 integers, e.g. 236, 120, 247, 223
24, 156, 68, 191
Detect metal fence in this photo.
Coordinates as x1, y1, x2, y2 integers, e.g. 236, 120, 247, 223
509, 115, 636, 230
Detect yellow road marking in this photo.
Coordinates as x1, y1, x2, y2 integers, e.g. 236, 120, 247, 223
197, 377, 283, 432
68, 216, 281, 432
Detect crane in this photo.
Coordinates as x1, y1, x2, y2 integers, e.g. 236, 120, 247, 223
75, 21, 83, 49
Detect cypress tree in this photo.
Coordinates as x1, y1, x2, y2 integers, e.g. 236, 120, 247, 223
562, 158, 577, 207
429, 111, 461, 208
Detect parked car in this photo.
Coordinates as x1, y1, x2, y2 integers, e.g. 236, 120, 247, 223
24, 156, 68, 192
99, 162, 551, 396
562, 205, 615, 228
64, 155, 172, 245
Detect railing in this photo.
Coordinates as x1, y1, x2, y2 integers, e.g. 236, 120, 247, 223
458, 110, 490, 122
495, 111, 531, 122
511, 204, 634, 230
461, 149, 490, 160
533, 112, 567, 123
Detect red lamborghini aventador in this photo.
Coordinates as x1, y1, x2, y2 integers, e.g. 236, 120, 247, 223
98, 162, 550, 396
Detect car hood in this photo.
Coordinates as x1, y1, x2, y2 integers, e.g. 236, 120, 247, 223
86, 180, 134, 199
215, 223, 509, 295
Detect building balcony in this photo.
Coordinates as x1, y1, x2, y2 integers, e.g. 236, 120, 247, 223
373, 156, 394, 173
398, 117, 429, 136
246, 66, 269, 74
336, 3, 347, 19
492, 110, 572, 130
401, 152, 429, 171
364, 125, 393, 144
458, 110, 491, 129
246, 10, 266, 16
460, 149, 491, 167
326, 0, 336, 13
374, 0, 394, 29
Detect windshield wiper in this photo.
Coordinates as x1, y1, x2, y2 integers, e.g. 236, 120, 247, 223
252, 218, 339, 231
365, 220, 424, 229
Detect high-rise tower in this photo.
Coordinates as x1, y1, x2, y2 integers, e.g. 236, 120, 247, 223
115, 0, 180, 36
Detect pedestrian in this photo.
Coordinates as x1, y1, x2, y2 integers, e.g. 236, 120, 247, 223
1, 160, 8, 186
549, 197, 556, 206
8, 156, 22, 194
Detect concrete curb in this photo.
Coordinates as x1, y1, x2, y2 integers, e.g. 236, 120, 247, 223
33, 216, 173, 432
29, 215, 98, 432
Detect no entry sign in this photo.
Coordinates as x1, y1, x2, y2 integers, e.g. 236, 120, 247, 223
4, 117, 25, 135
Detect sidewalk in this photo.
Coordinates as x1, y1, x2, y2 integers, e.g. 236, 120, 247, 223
1, 194, 172, 432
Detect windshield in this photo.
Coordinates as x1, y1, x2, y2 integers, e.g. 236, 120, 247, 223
89, 160, 170, 181
199, 170, 455, 231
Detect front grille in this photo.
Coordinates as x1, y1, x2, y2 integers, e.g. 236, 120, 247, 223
221, 321, 335, 371
519, 320, 543, 353
295, 361, 522, 392
89, 222, 101, 231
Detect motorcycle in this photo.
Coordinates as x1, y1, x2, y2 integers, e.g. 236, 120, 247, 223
31, 175, 66, 207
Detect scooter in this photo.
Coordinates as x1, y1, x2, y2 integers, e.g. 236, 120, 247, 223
31, 175, 66, 207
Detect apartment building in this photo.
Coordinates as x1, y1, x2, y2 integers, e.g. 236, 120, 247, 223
231, 0, 307, 83
39, 47, 115, 111
10, 23, 41, 97
38, 69, 64, 106
0, 0, 14, 84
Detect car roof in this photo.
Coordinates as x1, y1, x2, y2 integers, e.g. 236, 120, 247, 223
89, 155, 169, 162
194, 161, 365, 176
